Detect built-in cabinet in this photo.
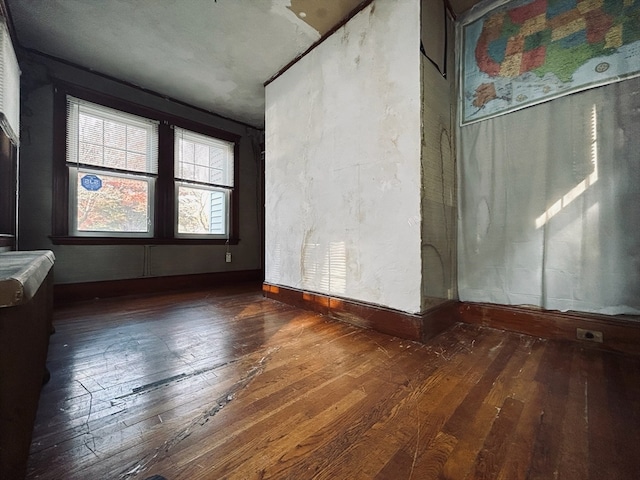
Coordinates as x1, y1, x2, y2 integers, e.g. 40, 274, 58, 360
0, 251, 54, 479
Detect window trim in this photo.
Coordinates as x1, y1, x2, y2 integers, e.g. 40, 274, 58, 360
52, 81, 241, 245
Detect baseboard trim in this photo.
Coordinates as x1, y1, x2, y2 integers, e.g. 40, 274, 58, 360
262, 284, 640, 352
55, 269, 262, 305
458, 302, 640, 355
262, 283, 458, 343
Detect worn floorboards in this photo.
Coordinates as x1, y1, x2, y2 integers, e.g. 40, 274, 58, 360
26, 283, 640, 479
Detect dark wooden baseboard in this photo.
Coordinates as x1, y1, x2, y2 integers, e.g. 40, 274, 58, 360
263, 284, 640, 353
262, 283, 458, 343
458, 302, 640, 356
0, 234, 14, 249
55, 269, 262, 305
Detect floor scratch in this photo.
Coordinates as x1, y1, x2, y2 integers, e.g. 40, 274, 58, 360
409, 402, 420, 480
118, 347, 280, 479
75, 379, 100, 459
76, 379, 94, 432
584, 379, 588, 425
153, 331, 193, 368
84, 436, 99, 458
376, 343, 391, 358
115, 356, 248, 401
434, 347, 451, 361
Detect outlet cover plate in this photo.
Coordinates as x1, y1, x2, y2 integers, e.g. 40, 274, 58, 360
576, 328, 603, 343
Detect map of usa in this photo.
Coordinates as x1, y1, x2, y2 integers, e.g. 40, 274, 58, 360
462, 0, 640, 124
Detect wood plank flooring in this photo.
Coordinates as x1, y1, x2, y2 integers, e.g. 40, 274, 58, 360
26, 283, 640, 479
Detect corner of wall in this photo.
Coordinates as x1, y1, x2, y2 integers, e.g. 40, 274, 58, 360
419, 0, 458, 312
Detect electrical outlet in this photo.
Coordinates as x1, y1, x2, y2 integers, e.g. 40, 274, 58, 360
576, 328, 603, 343
225, 252, 232, 263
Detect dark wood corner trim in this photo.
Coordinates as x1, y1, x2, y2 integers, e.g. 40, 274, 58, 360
420, 299, 461, 342
262, 283, 458, 343
457, 302, 640, 356
55, 269, 261, 305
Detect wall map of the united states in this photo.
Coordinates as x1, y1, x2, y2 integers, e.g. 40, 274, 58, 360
462, 0, 640, 124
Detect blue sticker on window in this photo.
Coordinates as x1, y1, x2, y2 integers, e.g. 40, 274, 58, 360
81, 174, 102, 191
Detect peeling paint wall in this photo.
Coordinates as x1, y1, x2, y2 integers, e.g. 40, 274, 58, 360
265, 0, 423, 314
420, 0, 457, 310
286, 0, 366, 35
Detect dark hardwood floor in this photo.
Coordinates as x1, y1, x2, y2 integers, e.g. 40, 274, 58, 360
26, 283, 640, 479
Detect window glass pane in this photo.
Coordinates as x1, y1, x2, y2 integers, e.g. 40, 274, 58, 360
127, 152, 147, 171
77, 111, 151, 173
194, 143, 209, 166
177, 185, 226, 235
79, 113, 103, 144
210, 168, 223, 184
211, 149, 225, 169
127, 125, 148, 154
74, 170, 150, 233
195, 165, 209, 183
181, 140, 195, 162
104, 148, 126, 169
104, 120, 126, 149
181, 162, 195, 181
79, 143, 103, 166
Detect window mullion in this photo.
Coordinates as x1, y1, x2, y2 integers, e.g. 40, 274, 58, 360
101, 116, 105, 167
155, 122, 175, 238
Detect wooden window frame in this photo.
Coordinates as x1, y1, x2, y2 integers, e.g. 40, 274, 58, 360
51, 81, 241, 245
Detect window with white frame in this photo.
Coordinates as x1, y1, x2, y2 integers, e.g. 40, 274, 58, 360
66, 96, 158, 236
174, 128, 234, 237
53, 84, 240, 244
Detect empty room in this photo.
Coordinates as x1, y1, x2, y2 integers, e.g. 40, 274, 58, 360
1, 0, 639, 479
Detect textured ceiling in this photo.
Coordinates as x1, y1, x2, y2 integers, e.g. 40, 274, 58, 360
7, 0, 481, 129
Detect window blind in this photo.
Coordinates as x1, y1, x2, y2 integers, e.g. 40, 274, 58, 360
66, 96, 159, 174
0, 19, 20, 145
174, 127, 234, 187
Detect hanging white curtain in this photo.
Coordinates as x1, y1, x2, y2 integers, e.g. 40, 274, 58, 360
458, 76, 640, 315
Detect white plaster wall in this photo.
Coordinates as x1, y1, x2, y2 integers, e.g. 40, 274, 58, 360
265, 0, 423, 313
